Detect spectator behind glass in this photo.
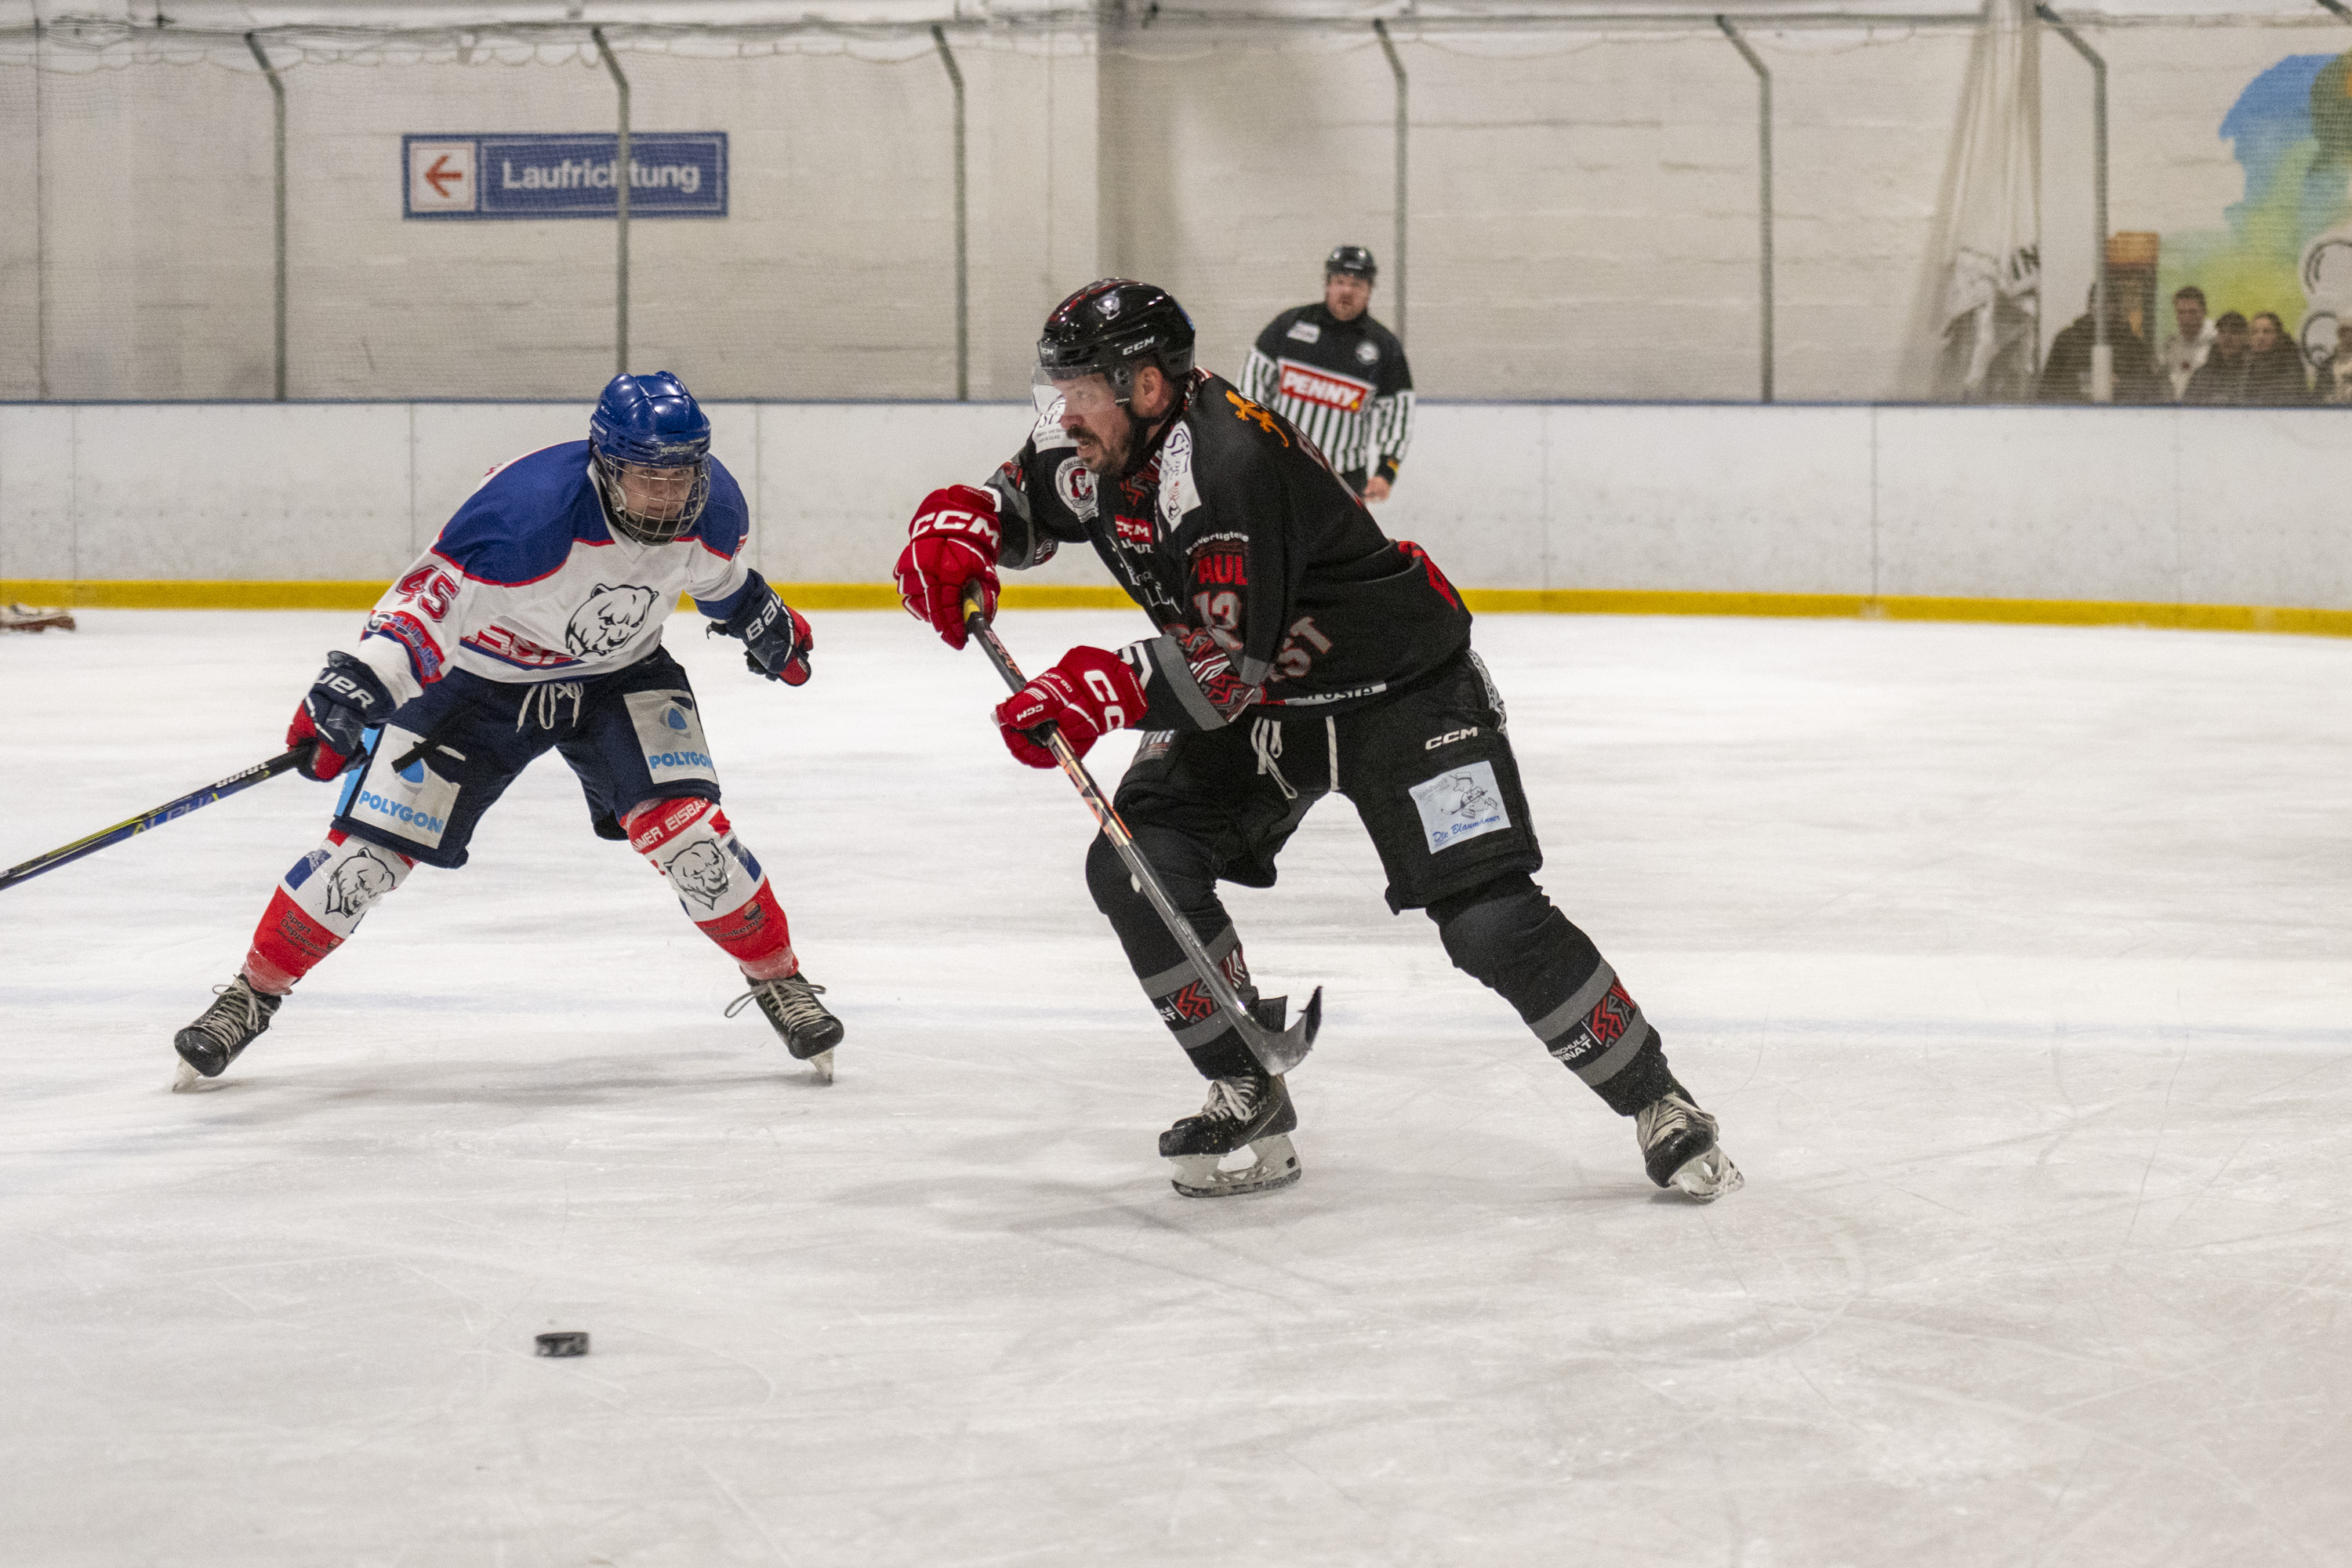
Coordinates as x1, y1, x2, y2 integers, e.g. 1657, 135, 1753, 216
2183, 312, 2251, 405
2037, 284, 2161, 404
2158, 285, 2216, 401
2325, 322, 2352, 405
2244, 312, 2314, 405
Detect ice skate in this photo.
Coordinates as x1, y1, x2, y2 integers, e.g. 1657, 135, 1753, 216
726, 973, 844, 1083
1160, 1069, 1301, 1198
1635, 1079, 1743, 1200
172, 975, 282, 1091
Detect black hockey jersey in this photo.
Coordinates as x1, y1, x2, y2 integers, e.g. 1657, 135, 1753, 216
986, 370, 1470, 735
1240, 303, 1414, 483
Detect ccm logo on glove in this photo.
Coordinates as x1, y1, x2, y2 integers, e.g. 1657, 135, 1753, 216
896, 484, 1003, 650
993, 646, 1146, 768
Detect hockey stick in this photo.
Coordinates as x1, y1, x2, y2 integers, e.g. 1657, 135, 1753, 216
0, 742, 327, 894
1, 697, 446, 894
962, 588, 1319, 1075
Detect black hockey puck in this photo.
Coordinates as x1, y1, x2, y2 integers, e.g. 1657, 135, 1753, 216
535, 1331, 590, 1357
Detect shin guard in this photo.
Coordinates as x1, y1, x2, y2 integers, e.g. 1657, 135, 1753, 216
626, 797, 797, 979
1085, 829, 1261, 1079
244, 830, 416, 994
1432, 873, 1673, 1115
1138, 928, 1261, 1080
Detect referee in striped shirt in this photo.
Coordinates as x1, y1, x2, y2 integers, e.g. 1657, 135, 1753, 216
1240, 245, 1415, 501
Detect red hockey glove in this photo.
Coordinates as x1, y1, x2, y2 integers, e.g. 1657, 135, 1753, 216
286, 652, 392, 780
895, 484, 1002, 650
993, 646, 1146, 769
287, 706, 344, 780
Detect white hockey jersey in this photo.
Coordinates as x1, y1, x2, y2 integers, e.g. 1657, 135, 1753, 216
347, 441, 754, 708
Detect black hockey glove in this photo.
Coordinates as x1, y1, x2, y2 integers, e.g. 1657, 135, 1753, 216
714, 574, 814, 686
287, 651, 394, 780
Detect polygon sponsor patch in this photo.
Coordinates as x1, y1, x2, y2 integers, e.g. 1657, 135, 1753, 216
347, 726, 461, 849
624, 690, 717, 785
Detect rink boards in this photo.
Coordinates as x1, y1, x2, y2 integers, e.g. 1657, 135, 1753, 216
1, 399, 2348, 632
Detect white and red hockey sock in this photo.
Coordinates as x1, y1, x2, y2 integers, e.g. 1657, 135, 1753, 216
243, 830, 417, 995
625, 797, 797, 980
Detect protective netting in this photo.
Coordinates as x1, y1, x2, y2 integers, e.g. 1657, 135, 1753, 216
5, 9, 2352, 404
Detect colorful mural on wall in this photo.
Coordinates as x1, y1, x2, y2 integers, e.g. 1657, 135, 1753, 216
2161, 49, 2352, 368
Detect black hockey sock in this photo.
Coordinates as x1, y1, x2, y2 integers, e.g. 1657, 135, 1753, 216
1085, 829, 1261, 1080
1430, 873, 1673, 1116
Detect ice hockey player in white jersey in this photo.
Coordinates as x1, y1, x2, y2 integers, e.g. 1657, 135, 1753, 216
171, 372, 846, 1088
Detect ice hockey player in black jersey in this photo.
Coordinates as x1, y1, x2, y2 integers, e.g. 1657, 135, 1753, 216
895, 279, 1740, 1203
1240, 245, 1413, 500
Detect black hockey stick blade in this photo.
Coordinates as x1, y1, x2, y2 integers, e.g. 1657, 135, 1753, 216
962, 586, 1319, 1076
0, 741, 322, 894
1247, 985, 1321, 1076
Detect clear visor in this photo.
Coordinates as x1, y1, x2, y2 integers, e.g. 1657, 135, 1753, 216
1032, 365, 1123, 423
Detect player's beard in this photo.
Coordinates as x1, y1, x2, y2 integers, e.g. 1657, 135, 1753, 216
1065, 408, 1133, 477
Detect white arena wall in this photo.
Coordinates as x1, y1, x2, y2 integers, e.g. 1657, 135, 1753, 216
1, 401, 2347, 626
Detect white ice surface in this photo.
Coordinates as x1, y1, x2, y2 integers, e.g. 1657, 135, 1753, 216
2, 609, 2347, 1566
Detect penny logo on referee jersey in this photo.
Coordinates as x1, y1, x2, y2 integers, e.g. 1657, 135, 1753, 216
1276, 361, 1371, 414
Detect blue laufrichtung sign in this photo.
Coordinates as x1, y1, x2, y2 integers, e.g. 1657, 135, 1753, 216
403, 132, 728, 220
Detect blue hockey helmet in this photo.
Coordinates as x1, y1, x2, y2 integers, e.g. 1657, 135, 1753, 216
588, 372, 712, 545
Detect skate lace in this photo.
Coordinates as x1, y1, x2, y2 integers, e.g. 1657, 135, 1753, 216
189, 982, 261, 1049
1200, 1076, 1261, 1121
1637, 1091, 1704, 1150
724, 977, 829, 1029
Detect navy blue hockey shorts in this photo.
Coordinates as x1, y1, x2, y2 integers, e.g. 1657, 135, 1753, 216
331, 645, 723, 870
1112, 648, 1541, 914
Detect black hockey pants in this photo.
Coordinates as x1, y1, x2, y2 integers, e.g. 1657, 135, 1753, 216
1083, 650, 1675, 1116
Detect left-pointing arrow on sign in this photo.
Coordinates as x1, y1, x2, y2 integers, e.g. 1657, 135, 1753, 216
423, 155, 464, 198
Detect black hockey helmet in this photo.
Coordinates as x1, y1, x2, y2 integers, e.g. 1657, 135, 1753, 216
1036, 279, 1196, 405
1326, 245, 1377, 281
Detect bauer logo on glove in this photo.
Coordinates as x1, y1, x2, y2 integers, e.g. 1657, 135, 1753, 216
713, 571, 814, 686
287, 651, 394, 779
993, 646, 1146, 768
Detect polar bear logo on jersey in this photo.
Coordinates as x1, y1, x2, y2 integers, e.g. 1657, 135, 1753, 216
322, 847, 401, 920
564, 583, 659, 659
662, 840, 732, 909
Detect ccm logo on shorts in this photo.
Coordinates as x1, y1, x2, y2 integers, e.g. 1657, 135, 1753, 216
624, 690, 717, 784
1409, 760, 1511, 853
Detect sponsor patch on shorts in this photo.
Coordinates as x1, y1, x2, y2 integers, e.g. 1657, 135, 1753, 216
624, 690, 717, 785
1408, 759, 1511, 853
348, 725, 460, 849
